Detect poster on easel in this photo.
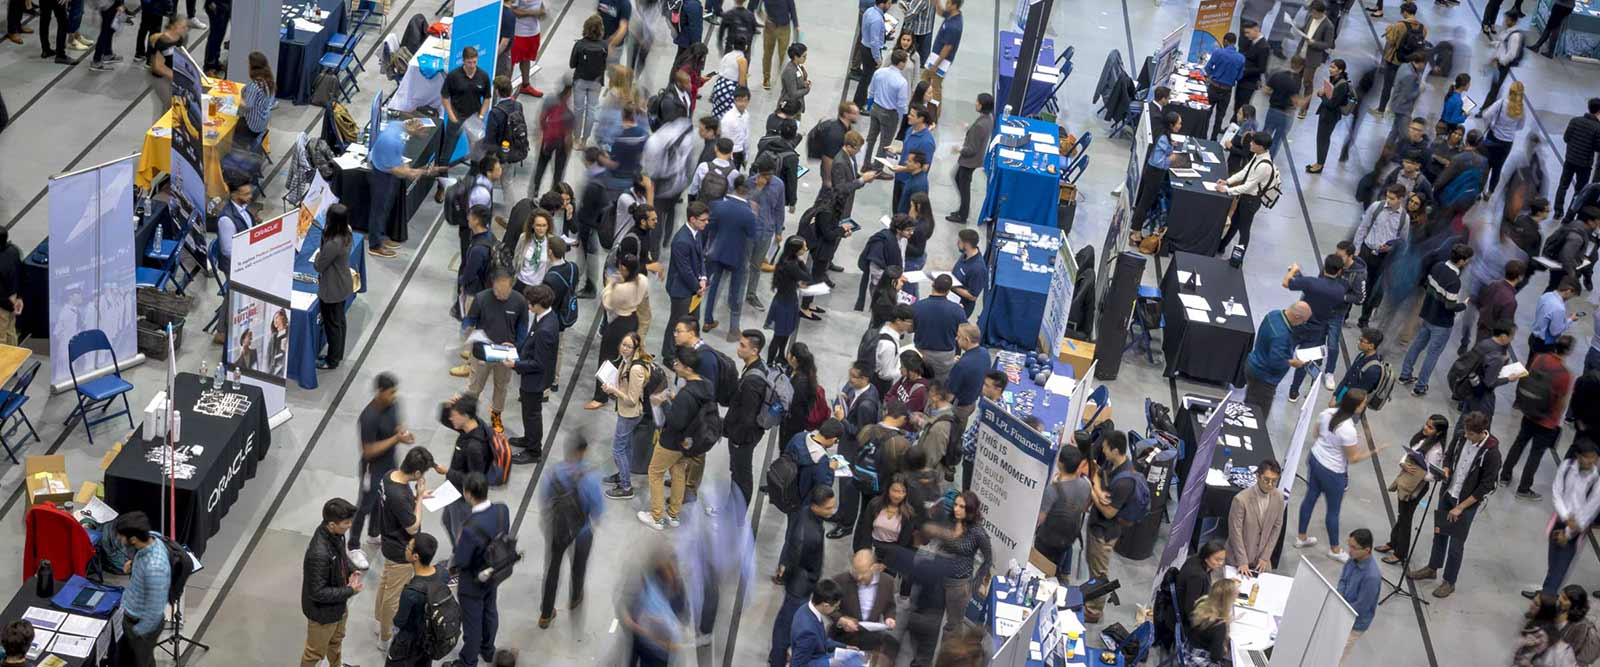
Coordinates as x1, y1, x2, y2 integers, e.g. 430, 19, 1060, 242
1038, 235, 1076, 354
294, 173, 337, 251
971, 397, 1059, 569
1187, 0, 1239, 62
47, 155, 145, 390
168, 46, 207, 232
227, 213, 295, 424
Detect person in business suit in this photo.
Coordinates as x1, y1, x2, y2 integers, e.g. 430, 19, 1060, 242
829, 549, 899, 665
770, 486, 838, 667
829, 362, 882, 539
827, 132, 878, 223
215, 174, 257, 275
663, 202, 711, 361
452, 473, 511, 666
507, 285, 560, 465
704, 177, 759, 337
789, 578, 855, 667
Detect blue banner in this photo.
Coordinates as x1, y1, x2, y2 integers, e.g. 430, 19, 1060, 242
450, 0, 503, 79
1155, 388, 1240, 586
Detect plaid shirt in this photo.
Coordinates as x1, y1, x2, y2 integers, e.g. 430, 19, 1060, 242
902, 0, 935, 36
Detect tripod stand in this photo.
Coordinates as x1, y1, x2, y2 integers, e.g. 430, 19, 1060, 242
156, 592, 210, 663
1379, 476, 1443, 607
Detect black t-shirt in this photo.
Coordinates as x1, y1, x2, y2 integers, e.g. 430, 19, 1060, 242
149, 34, 182, 74
443, 66, 491, 119
815, 119, 847, 162
358, 401, 401, 474
1266, 70, 1299, 110
379, 474, 418, 563
1088, 460, 1137, 542
0, 244, 20, 311
468, 290, 530, 345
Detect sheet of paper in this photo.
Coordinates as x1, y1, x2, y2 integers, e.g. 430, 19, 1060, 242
1186, 308, 1209, 321
1028, 131, 1055, 144
290, 289, 319, 312
46, 634, 93, 659
596, 360, 620, 388
421, 481, 461, 513
903, 270, 930, 283
1203, 181, 1225, 192
1032, 142, 1059, 155
1225, 301, 1249, 317
1499, 362, 1527, 379
293, 18, 323, 32
858, 621, 890, 632
23, 608, 67, 632
1175, 271, 1201, 286
1205, 467, 1231, 486
76, 497, 119, 525
999, 124, 1025, 137
1295, 346, 1325, 363
1178, 294, 1211, 311
57, 615, 105, 638
799, 283, 831, 297
1199, 151, 1221, 164
998, 148, 1026, 161
1169, 168, 1200, 178
1044, 373, 1076, 397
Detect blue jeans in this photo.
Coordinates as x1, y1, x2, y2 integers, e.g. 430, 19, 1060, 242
1400, 322, 1453, 391
66, 0, 83, 32
459, 588, 500, 665
1289, 320, 1340, 395
1544, 533, 1580, 595
705, 258, 746, 328
1263, 108, 1292, 158
612, 414, 641, 490
1297, 456, 1347, 545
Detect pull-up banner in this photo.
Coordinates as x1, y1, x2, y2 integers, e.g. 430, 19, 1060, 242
47, 156, 144, 389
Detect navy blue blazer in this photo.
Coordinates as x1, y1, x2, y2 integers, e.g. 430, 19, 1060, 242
788, 604, 845, 667
666, 226, 707, 299
512, 310, 560, 393
706, 196, 757, 267
453, 503, 510, 599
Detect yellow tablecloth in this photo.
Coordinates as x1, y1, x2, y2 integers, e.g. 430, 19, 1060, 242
135, 79, 269, 200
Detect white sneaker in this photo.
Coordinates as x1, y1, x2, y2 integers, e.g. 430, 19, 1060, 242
636, 511, 666, 531
1328, 549, 1350, 563
188, 17, 208, 29
1294, 536, 1319, 549
1323, 373, 1338, 391
666, 514, 681, 528
347, 549, 371, 571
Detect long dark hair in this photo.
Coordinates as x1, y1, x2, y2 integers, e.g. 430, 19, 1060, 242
248, 51, 276, 95
788, 342, 817, 380
1411, 414, 1449, 455
777, 235, 806, 266
324, 203, 352, 241
909, 192, 934, 227
1328, 388, 1366, 431
872, 265, 905, 305
1566, 585, 1592, 623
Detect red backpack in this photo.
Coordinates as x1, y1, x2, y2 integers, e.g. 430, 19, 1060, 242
804, 384, 829, 429
486, 430, 513, 486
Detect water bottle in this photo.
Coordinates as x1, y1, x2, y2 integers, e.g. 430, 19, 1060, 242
36, 562, 54, 597
171, 412, 182, 446
199, 360, 210, 386
215, 361, 226, 387
151, 220, 164, 256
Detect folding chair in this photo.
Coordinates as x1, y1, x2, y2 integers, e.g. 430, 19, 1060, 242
135, 236, 184, 293
0, 360, 41, 463
318, 32, 366, 103
1085, 384, 1111, 425
142, 211, 200, 294
1125, 284, 1163, 363
64, 330, 135, 446
1062, 132, 1093, 184
204, 240, 231, 334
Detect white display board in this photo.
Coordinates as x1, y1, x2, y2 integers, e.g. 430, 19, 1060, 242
1270, 556, 1358, 667
227, 213, 295, 424
971, 397, 1059, 569
46, 156, 144, 390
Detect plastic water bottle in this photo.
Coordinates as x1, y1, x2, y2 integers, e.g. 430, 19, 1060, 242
171, 412, 182, 446
199, 361, 210, 386
152, 220, 164, 255
215, 361, 227, 387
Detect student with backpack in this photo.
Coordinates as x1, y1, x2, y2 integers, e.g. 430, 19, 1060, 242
571, 16, 610, 141
1432, 130, 1489, 223
452, 474, 513, 666
639, 345, 718, 531
1407, 411, 1502, 599
838, 405, 912, 541
1084, 431, 1149, 623
1214, 132, 1279, 262
690, 137, 741, 202
602, 332, 659, 500
778, 343, 826, 447
385, 533, 452, 667
720, 329, 772, 510
538, 439, 605, 628
481, 77, 531, 165
1397, 244, 1474, 397
1501, 335, 1577, 499
1375, 2, 1425, 115
1294, 390, 1383, 564
114, 512, 171, 666
438, 397, 495, 550
1034, 446, 1091, 577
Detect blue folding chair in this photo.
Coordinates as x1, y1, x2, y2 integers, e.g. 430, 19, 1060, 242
1125, 284, 1163, 363
0, 360, 41, 463
135, 228, 185, 293
64, 330, 135, 446
1062, 131, 1093, 184
204, 239, 231, 334
1085, 384, 1110, 424
142, 212, 200, 294
318, 32, 366, 102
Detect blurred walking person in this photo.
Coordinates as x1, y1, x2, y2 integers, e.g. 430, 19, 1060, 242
538, 439, 605, 628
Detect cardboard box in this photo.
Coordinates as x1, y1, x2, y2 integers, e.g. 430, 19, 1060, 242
1058, 338, 1097, 379
1082, 401, 1113, 429
24, 455, 72, 506
99, 441, 124, 472
75, 482, 102, 506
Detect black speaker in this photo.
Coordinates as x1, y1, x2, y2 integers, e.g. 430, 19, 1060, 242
1093, 252, 1148, 381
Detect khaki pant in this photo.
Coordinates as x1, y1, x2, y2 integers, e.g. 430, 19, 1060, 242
374, 560, 414, 641
1341, 629, 1363, 664
1084, 533, 1117, 616
301, 610, 348, 667
648, 444, 689, 522
0, 310, 14, 346
761, 21, 792, 86
685, 453, 706, 497
466, 358, 512, 413
920, 68, 946, 107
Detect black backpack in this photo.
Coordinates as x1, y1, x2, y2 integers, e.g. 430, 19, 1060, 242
1033, 480, 1088, 559
444, 176, 476, 227
638, 359, 668, 399
1446, 346, 1484, 401
690, 395, 725, 454
466, 506, 521, 587
856, 329, 896, 368
765, 445, 803, 513
805, 119, 840, 161
646, 86, 673, 130
488, 99, 530, 164
546, 264, 580, 330
1396, 21, 1427, 61
546, 472, 588, 542
698, 162, 734, 202
1514, 362, 1556, 414
707, 346, 739, 407
596, 197, 622, 250
413, 575, 463, 661
1543, 226, 1583, 261
156, 534, 194, 596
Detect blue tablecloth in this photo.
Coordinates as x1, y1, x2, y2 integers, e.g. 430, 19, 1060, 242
992, 351, 1076, 438
979, 115, 1062, 228
288, 225, 367, 389
986, 577, 1123, 667
980, 219, 1062, 350
278, 0, 347, 105
995, 30, 1057, 118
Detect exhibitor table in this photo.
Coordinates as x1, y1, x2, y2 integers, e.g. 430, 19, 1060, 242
980, 219, 1064, 351
135, 79, 272, 200
987, 576, 1123, 667
104, 373, 270, 558
391, 35, 453, 113
330, 121, 443, 245
1163, 62, 1215, 142
277, 0, 348, 105
992, 351, 1078, 438
1534, 0, 1600, 59
979, 115, 1063, 228
4, 576, 118, 667
287, 223, 368, 389
1159, 252, 1253, 386
1158, 135, 1232, 256
995, 30, 1058, 118
1175, 394, 1278, 553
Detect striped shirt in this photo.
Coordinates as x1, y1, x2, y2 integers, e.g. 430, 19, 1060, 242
242, 80, 275, 135
902, 0, 935, 36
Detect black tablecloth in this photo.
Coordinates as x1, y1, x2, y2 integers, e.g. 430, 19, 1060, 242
1172, 105, 1213, 148
1160, 252, 1254, 386
1174, 394, 1276, 552
278, 0, 348, 105
3, 577, 116, 667
17, 204, 173, 341
1162, 137, 1232, 256
105, 373, 270, 558
332, 124, 441, 244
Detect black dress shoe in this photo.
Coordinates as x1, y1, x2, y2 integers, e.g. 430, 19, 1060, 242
511, 450, 541, 465
812, 307, 827, 314
825, 526, 853, 540
799, 312, 821, 321
829, 263, 845, 272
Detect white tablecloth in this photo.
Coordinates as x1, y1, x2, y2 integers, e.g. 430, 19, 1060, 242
390, 35, 451, 113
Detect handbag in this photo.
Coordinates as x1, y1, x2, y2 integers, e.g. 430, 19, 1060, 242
1137, 228, 1165, 255
1391, 457, 1427, 501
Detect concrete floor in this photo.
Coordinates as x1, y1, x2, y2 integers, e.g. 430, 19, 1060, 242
0, 0, 1597, 664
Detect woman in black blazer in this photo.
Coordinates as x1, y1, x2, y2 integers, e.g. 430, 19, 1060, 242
1307, 58, 1352, 174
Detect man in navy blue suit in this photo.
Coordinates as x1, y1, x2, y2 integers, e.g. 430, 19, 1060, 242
451, 473, 510, 667
770, 486, 837, 667
664, 202, 711, 361
507, 284, 561, 464
704, 177, 759, 341
787, 578, 854, 667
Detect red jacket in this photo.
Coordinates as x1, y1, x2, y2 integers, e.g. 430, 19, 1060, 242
24, 502, 96, 583
1528, 353, 1575, 430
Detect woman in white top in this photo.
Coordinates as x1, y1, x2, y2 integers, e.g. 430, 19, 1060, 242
1294, 389, 1381, 562
587, 253, 649, 408
1377, 415, 1450, 564
710, 34, 749, 117
513, 209, 554, 292
1481, 81, 1528, 197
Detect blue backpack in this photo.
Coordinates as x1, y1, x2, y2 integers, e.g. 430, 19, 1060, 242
546, 266, 580, 330
1438, 166, 1484, 208
1113, 468, 1152, 525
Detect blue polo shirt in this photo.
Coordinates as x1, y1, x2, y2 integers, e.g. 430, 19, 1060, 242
371, 123, 409, 174
930, 13, 964, 65
598, 0, 632, 38
948, 347, 990, 406
897, 126, 936, 184
912, 296, 966, 352
951, 252, 988, 315
1202, 46, 1244, 87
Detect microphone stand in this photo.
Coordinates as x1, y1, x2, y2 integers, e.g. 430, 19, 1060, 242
1380, 474, 1442, 607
